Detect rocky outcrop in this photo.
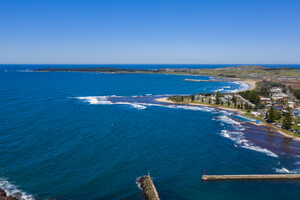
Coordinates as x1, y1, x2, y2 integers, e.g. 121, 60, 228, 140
0, 189, 19, 200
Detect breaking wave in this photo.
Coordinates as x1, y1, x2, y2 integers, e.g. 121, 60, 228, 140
229, 82, 251, 93
221, 130, 278, 157
214, 85, 231, 92
77, 96, 113, 105
76, 96, 147, 110
274, 167, 299, 174
213, 115, 245, 131
0, 178, 34, 200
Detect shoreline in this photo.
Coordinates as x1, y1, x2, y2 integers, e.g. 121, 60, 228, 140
235, 79, 257, 90
155, 97, 300, 141
184, 78, 257, 91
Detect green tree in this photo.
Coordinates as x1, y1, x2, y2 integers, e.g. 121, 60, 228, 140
190, 93, 195, 102
231, 95, 237, 104
267, 105, 276, 122
282, 107, 293, 129
227, 101, 230, 107
254, 96, 261, 105
216, 91, 221, 105
274, 111, 282, 120
208, 98, 211, 104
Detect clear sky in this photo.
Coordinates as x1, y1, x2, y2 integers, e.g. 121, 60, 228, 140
0, 0, 300, 64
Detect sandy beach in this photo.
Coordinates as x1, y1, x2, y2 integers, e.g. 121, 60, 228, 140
155, 97, 300, 141
184, 78, 257, 91
237, 79, 257, 90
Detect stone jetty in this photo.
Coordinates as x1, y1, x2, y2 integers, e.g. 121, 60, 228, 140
202, 174, 300, 181
137, 175, 160, 200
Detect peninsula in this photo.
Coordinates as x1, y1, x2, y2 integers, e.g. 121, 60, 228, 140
35, 65, 300, 89
156, 79, 300, 140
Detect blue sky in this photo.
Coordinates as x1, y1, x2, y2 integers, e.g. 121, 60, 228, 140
0, 0, 299, 64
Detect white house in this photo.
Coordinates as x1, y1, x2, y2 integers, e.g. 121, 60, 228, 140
251, 111, 261, 116
270, 87, 282, 93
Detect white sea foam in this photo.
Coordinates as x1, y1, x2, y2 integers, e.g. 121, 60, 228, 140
228, 82, 251, 93
214, 85, 231, 92
76, 96, 147, 110
215, 115, 242, 126
220, 130, 278, 157
137, 102, 216, 112
216, 110, 233, 116
115, 102, 147, 110
135, 176, 143, 190
0, 178, 34, 200
164, 104, 215, 112
214, 88, 224, 92
77, 96, 112, 104
274, 167, 296, 174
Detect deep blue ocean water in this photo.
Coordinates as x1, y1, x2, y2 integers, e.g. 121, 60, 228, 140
1, 65, 300, 200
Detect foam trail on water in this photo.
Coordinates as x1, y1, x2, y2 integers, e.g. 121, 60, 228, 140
221, 130, 278, 157
77, 96, 112, 105
115, 102, 147, 110
75, 96, 147, 110
0, 178, 35, 200
213, 115, 245, 131
140, 103, 215, 112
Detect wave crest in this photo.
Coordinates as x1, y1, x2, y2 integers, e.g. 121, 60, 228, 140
220, 130, 278, 157
0, 178, 34, 200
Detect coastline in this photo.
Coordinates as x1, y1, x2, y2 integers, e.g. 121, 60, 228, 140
155, 97, 300, 141
236, 79, 257, 90
155, 97, 245, 114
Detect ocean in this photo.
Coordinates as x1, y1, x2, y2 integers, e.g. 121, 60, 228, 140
1, 64, 300, 200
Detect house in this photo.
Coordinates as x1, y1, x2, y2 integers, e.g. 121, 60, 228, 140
293, 111, 300, 118
257, 109, 266, 117
274, 106, 284, 111
272, 93, 288, 100
270, 87, 282, 93
251, 111, 261, 116
287, 101, 295, 108
260, 97, 271, 101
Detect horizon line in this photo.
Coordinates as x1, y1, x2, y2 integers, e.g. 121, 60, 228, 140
1, 63, 300, 65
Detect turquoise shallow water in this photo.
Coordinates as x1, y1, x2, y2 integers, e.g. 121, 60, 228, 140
1, 65, 300, 200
